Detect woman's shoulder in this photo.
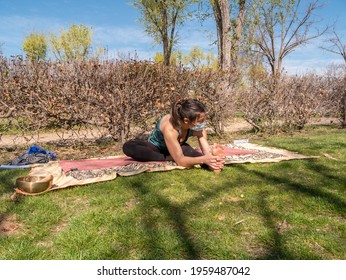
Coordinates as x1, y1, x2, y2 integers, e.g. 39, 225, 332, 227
159, 114, 171, 127
160, 115, 178, 135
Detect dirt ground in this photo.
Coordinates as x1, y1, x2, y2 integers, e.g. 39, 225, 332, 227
0, 214, 23, 236
0, 119, 254, 148
0, 117, 339, 164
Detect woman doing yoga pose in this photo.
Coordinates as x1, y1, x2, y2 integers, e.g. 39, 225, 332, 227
122, 98, 225, 171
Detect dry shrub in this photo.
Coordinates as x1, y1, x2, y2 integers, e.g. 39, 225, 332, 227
237, 71, 345, 133
321, 65, 346, 127
2, 56, 342, 144
0, 58, 234, 143
184, 69, 239, 135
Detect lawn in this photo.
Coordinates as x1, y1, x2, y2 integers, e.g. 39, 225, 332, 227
0, 126, 345, 260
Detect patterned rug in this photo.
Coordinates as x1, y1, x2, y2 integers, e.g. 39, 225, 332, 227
14, 143, 316, 196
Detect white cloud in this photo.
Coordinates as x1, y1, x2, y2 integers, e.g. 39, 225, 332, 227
284, 58, 344, 75
282, 42, 345, 74
92, 23, 218, 60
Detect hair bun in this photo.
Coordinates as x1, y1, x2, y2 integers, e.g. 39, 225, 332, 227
175, 100, 182, 112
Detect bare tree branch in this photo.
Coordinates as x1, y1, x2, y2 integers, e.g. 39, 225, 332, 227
253, 0, 327, 76
321, 29, 346, 63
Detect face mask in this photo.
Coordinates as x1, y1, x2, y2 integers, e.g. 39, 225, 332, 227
191, 122, 205, 131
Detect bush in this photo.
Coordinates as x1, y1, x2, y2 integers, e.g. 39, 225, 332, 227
236, 71, 345, 133
0, 58, 235, 142
1, 57, 343, 143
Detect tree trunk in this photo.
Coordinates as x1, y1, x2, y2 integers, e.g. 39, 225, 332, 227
219, 0, 231, 70
212, 0, 231, 70
162, 6, 170, 66
231, 0, 246, 71
220, 0, 231, 70
163, 36, 170, 66
212, 0, 222, 67
342, 89, 346, 128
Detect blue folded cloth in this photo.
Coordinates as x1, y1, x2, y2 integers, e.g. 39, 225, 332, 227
26, 145, 57, 159
4, 145, 57, 166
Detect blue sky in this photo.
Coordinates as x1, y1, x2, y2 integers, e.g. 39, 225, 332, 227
0, 0, 345, 74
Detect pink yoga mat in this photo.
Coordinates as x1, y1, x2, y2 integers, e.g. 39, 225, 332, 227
59, 147, 256, 173
59, 156, 143, 172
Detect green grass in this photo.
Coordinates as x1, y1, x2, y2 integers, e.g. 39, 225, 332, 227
0, 126, 345, 260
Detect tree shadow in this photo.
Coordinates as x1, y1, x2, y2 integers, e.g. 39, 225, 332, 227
126, 171, 240, 260
241, 162, 345, 216
255, 190, 289, 259
129, 179, 200, 259
106, 157, 346, 260
2, 157, 345, 260
0, 170, 27, 240
0, 169, 28, 194
304, 159, 346, 185
232, 161, 345, 259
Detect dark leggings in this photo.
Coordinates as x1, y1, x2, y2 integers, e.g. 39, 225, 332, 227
122, 139, 203, 162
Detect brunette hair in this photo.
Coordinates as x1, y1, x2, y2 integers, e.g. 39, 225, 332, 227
171, 98, 206, 128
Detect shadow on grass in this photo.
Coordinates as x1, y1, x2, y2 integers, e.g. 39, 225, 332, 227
111, 157, 346, 260
242, 161, 345, 214
305, 159, 346, 185
2, 158, 345, 260
233, 160, 346, 259
0, 169, 28, 238
129, 179, 200, 259
0, 169, 24, 193
127, 173, 240, 260
256, 190, 290, 259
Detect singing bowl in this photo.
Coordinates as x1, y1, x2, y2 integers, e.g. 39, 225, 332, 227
16, 175, 53, 193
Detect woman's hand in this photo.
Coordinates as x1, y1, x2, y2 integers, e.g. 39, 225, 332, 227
214, 155, 226, 171
202, 154, 224, 171
216, 154, 226, 169
210, 144, 226, 172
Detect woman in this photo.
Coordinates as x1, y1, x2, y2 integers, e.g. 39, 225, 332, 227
122, 98, 224, 171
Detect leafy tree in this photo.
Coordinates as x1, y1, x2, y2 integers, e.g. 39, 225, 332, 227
133, 0, 196, 66
153, 50, 185, 66
205, 51, 218, 69
173, 50, 185, 66
50, 24, 93, 61
154, 52, 165, 63
22, 33, 47, 61
230, 0, 247, 70
154, 48, 216, 69
187, 46, 205, 68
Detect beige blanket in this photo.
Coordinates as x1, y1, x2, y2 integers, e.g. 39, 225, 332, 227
14, 143, 317, 196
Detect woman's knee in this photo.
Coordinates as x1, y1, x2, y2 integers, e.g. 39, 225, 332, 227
181, 144, 202, 157
122, 140, 137, 156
